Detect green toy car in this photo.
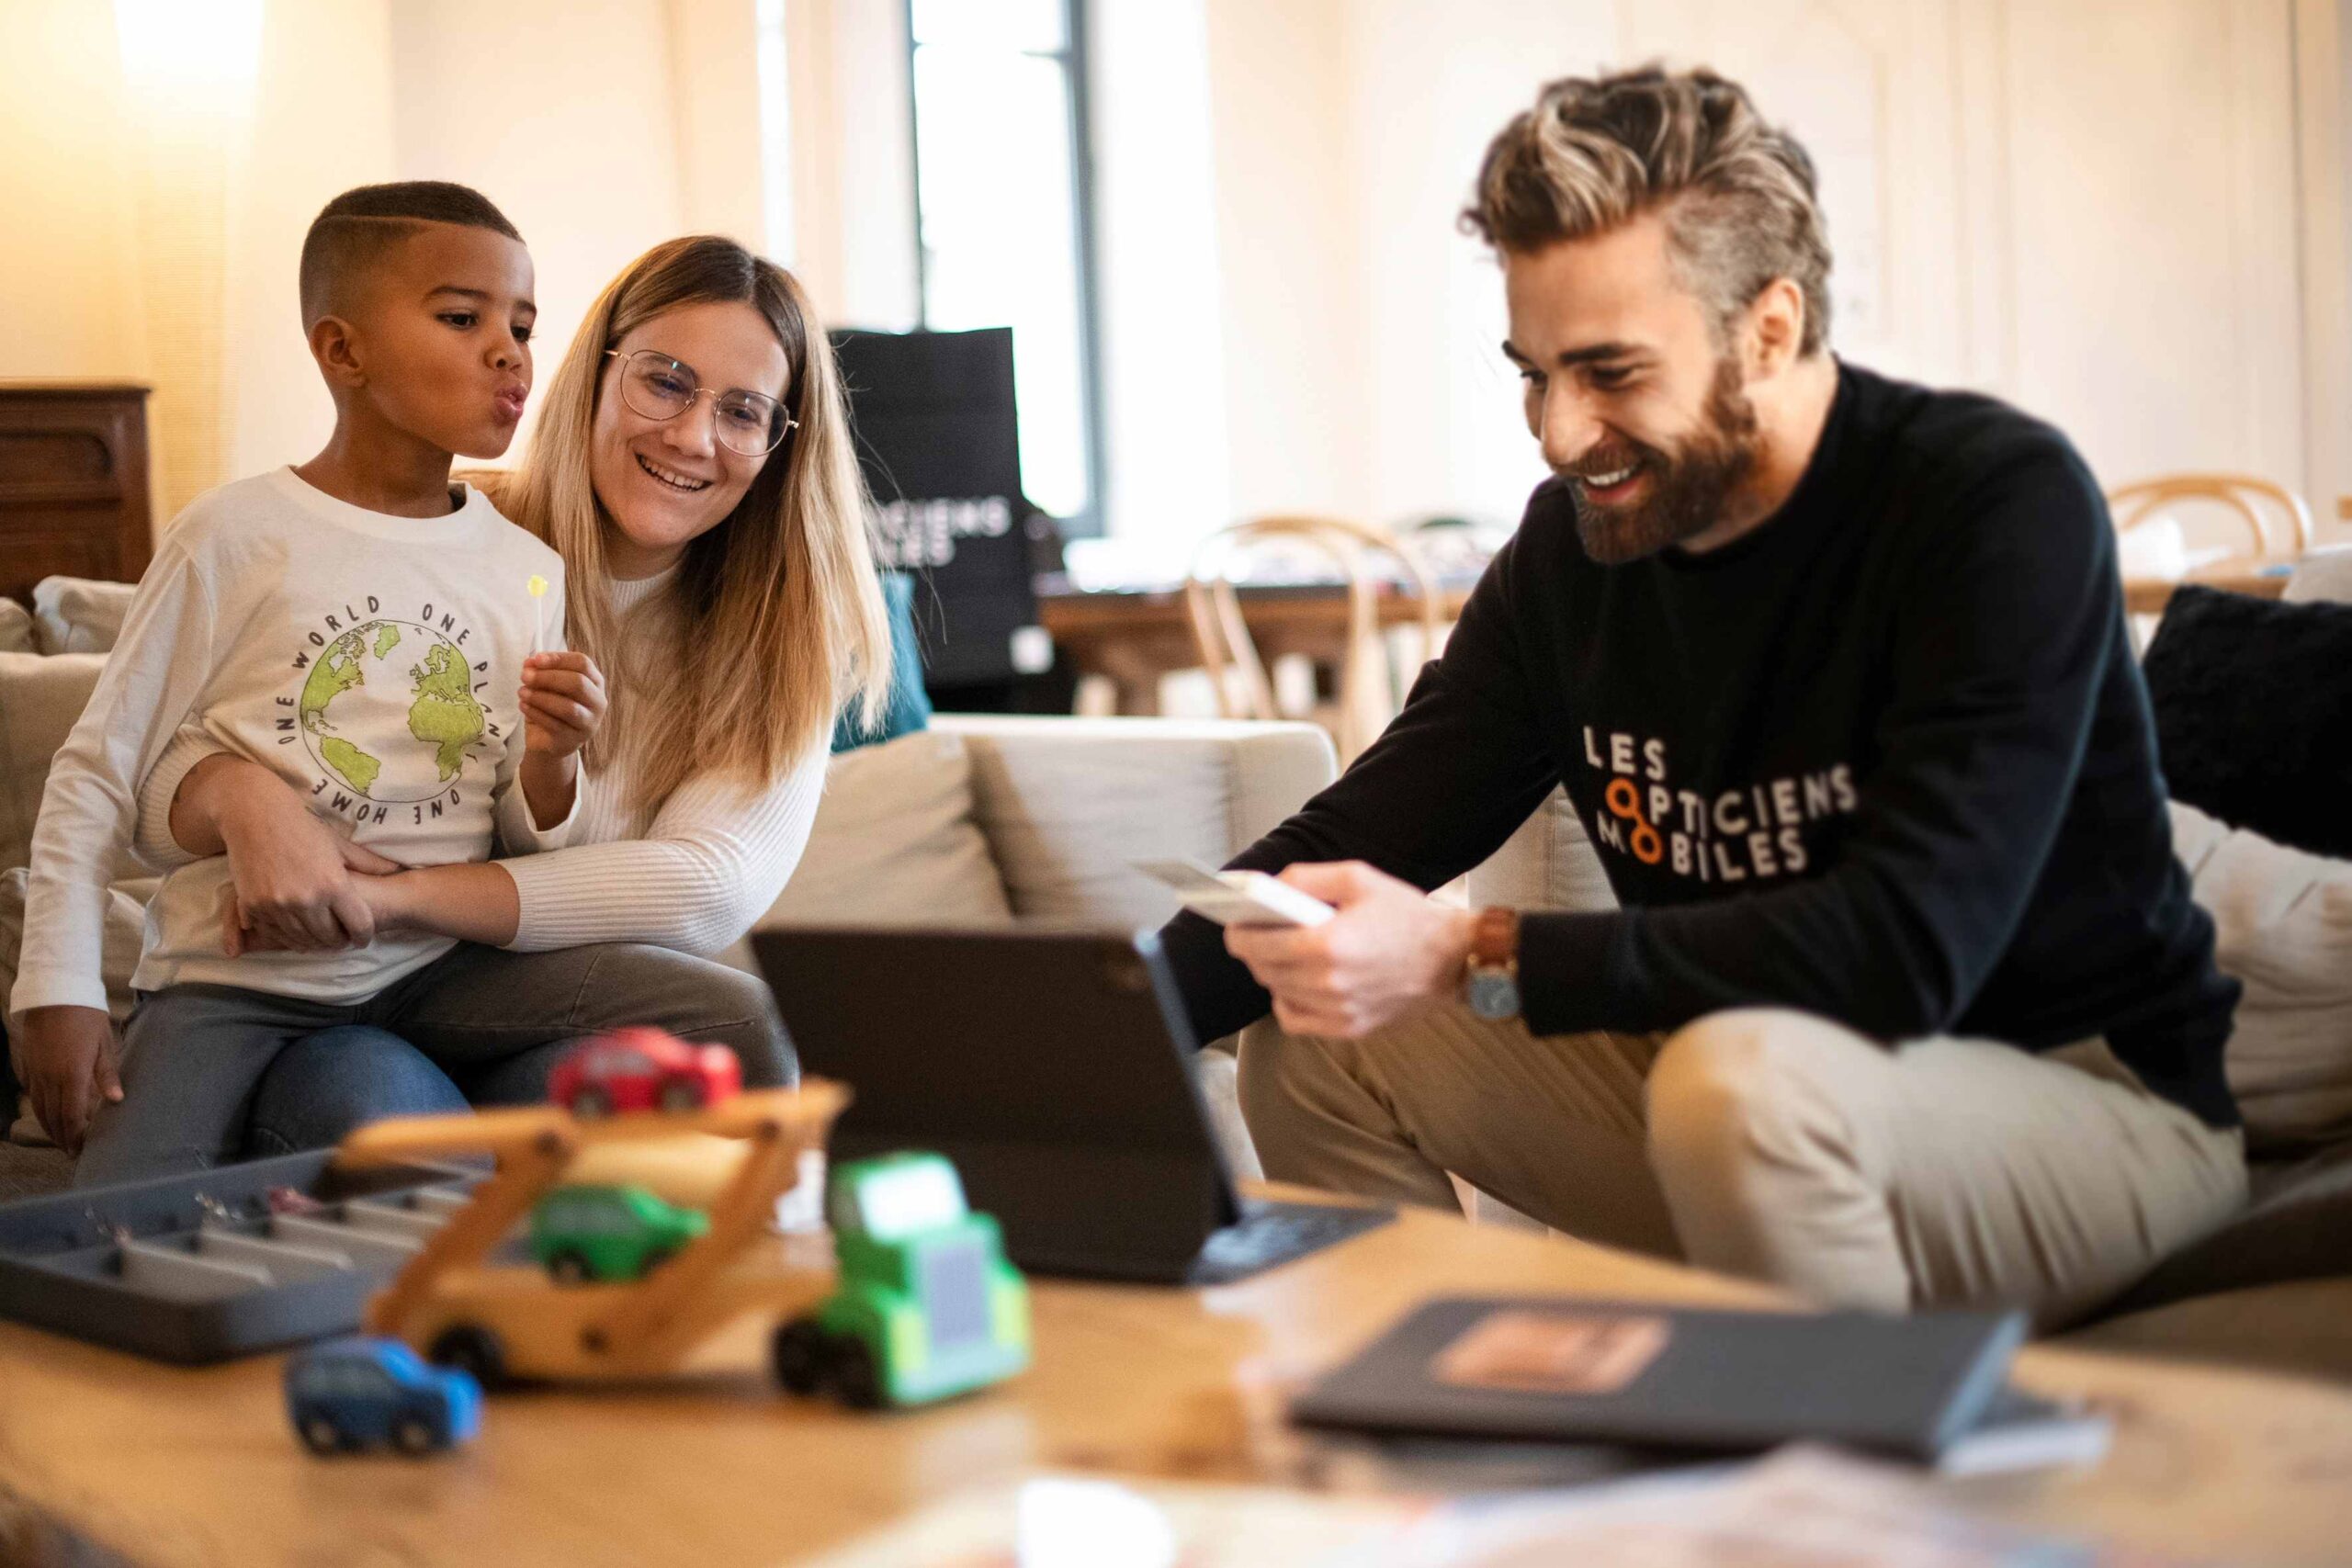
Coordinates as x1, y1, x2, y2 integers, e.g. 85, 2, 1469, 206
529, 1183, 708, 1284
772, 1153, 1029, 1409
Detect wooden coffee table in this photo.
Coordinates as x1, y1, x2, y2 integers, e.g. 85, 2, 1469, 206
2, 1201, 2347, 1566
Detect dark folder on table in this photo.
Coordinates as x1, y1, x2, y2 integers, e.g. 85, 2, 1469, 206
1289, 1296, 2029, 1462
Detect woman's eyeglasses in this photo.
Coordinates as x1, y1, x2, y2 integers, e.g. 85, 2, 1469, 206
604, 348, 797, 457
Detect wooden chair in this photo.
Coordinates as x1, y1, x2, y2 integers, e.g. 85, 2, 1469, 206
1182, 516, 1445, 762
2107, 474, 2312, 624
2108, 472, 2312, 564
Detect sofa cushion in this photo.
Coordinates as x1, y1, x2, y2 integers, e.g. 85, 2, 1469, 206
742, 728, 1012, 933
830, 573, 932, 754
0, 600, 31, 656
0, 865, 152, 1034
2141, 586, 2352, 859
30, 577, 134, 656
2097, 1144, 2352, 1319
2169, 802, 2352, 1154
2284, 545, 2352, 605
949, 717, 1337, 927
2063, 1276, 2352, 1382
0, 652, 107, 876
1467, 787, 1617, 914
1, 863, 153, 1144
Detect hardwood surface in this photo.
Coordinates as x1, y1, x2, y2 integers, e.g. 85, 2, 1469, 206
1050, 567, 2302, 714
0, 382, 152, 604
2, 1201, 2348, 1567
1041, 582, 1473, 716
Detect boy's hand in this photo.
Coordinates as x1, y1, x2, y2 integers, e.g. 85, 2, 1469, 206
518, 651, 605, 829
225, 864, 417, 955
520, 652, 606, 760
200, 758, 401, 952
218, 836, 401, 957
17, 1006, 123, 1154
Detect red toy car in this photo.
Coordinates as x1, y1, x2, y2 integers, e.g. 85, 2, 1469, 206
548, 1029, 742, 1117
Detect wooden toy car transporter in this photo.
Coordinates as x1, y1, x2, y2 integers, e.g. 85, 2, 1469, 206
334, 1083, 848, 1386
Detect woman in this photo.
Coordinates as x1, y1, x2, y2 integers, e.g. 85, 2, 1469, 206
145, 236, 893, 1149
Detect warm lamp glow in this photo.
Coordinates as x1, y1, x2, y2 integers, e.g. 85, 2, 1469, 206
114, 0, 263, 95
111, 0, 263, 516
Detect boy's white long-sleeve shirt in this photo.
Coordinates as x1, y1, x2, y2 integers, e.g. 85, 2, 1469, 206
11, 467, 576, 1015
134, 568, 831, 961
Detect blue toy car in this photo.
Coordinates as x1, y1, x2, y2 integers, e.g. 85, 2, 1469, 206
285, 1336, 481, 1457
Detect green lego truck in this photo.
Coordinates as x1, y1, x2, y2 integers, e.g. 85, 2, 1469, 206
772, 1153, 1029, 1409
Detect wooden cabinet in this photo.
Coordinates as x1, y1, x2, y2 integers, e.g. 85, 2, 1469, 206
0, 383, 153, 604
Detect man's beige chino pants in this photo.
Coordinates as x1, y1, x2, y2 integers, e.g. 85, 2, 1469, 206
1238, 1005, 2247, 1326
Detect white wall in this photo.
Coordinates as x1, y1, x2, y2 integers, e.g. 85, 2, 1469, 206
1187, 0, 2349, 546
2, 0, 774, 501
1200, 0, 1364, 525
1090, 0, 1235, 553
0, 0, 151, 384
221, 0, 397, 481
11, 0, 2344, 547
1337, 0, 1613, 533
667, 0, 770, 247
389, 0, 690, 469
818, 0, 920, 331
2294, 0, 2352, 542
1996, 0, 2306, 503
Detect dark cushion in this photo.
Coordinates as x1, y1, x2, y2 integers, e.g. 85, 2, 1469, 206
2097, 1145, 2352, 1317
831, 572, 933, 753
2140, 585, 2352, 858
2057, 1279, 2352, 1382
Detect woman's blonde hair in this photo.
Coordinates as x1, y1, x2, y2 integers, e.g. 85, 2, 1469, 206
485, 236, 890, 810
1464, 66, 1833, 355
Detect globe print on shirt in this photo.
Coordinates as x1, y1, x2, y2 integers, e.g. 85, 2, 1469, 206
297, 619, 487, 803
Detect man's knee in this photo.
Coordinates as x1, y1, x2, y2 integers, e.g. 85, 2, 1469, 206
1235, 1018, 1308, 1138
1646, 1009, 1872, 1192
1235, 1015, 1379, 1127
1235, 1015, 1383, 1173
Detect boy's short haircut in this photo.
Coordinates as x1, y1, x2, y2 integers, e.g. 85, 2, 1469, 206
298, 181, 525, 327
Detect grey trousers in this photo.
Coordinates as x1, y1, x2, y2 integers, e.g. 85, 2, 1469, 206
74, 942, 791, 1190
1239, 1004, 2248, 1328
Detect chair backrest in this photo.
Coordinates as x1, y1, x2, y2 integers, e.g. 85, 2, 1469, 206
2106, 474, 2314, 563
1182, 516, 1443, 762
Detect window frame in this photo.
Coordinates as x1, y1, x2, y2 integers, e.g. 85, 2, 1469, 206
903, 0, 1107, 538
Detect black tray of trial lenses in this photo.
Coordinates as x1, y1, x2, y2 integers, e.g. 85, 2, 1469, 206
0, 1150, 481, 1364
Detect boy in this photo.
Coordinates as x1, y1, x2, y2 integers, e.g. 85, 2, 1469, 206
11, 182, 606, 1184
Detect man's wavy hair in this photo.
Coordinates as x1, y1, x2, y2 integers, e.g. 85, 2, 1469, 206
1464, 66, 1833, 355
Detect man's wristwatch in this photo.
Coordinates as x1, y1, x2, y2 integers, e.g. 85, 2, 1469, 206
1461, 907, 1521, 1021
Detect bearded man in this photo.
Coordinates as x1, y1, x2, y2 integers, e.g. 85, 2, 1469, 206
1159, 66, 2246, 1326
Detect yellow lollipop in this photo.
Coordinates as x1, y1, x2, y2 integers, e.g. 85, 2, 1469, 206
527, 574, 548, 651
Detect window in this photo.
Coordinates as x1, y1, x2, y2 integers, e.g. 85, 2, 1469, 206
907, 0, 1102, 534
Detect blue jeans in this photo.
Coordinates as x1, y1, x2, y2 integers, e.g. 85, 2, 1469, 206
242, 1027, 469, 1157
75, 942, 793, 1187
243, 1027, 601, 1156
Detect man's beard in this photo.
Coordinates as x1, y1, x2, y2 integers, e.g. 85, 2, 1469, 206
1566, 355, 1762, 566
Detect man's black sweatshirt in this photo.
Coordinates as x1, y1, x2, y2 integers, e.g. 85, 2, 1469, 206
1161, 362, 2240, 1129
